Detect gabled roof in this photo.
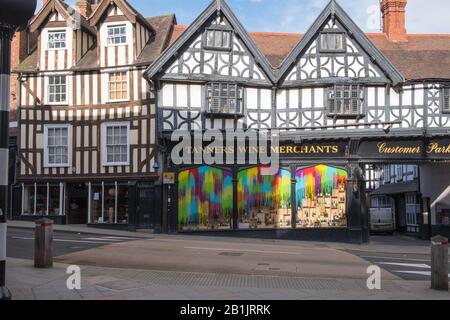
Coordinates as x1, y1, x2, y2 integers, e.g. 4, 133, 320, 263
89, 0, 154, 31
144, 0, 276, 83
276, 0, 405, 86
29, 0, 95, 35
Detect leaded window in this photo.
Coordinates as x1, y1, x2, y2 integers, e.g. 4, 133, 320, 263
48, 31, 66, 49
48, 75, 67, 104
206, 82, 243, 115
328, 85, 364, 116
319, 32, 346, 53
46, 126, 69, 166
205, 29, 232, 50
443, 87, 450, 112
107, 25, 127, 45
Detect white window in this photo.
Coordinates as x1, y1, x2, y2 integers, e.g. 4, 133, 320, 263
47, 75, 67, 104
101, 122, 130, 166
44, 125, 71, 167
107, 72, 128, 101
319, 32, 346, 53
48, 30, 66, 49
107, 25, 127, 45
205, 29, 232, 50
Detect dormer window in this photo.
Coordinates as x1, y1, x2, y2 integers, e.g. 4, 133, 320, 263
107, 25, 127, 45
206, 82, 243, 115
319, 31, 346, 53
204, 29, 232, 51
48, 31, 66, 49
327, 85, 364, 117
443, 86, 450, 113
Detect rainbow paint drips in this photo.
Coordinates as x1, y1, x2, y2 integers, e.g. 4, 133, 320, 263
237, 167, 291, 215
178, 166, 233, 230
295, 165, 347, 203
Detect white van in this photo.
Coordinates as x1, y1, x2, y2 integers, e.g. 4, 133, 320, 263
369, 207, 395, 234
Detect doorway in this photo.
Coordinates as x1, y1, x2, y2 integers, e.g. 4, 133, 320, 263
136, 186, 161, 230
68, 184, 88, 224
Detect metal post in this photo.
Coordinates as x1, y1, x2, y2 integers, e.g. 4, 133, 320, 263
431, 235, 449, 291
34, 218, 53, 269
0, 20, 14, 302
0, 0, 37, 300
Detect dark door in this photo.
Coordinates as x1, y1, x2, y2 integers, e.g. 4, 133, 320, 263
136, 186, 160, 229
68, 184, 88, 225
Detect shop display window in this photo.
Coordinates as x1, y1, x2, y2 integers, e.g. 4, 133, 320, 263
296, 165, 348, 228
237, 167, 292, 229
178, 166, 233, 231
90, 183, 129, 224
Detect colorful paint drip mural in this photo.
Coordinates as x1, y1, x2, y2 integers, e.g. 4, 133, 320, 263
237, 167, 291, 229
296, 165, 348, 228
178, 166, 233, 231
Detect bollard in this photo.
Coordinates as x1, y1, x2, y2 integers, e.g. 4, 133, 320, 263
34, 218, 54, 269
431, 235, 449, 291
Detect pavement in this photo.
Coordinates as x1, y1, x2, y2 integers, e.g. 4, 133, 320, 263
5, 220, 450, 300
6, 258, 450, 300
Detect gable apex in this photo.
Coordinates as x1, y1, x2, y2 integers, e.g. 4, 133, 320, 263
144, 0, 275, 83
276, 0, 405, 86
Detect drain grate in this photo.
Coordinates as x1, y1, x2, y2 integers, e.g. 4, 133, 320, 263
219, 252, 243, 257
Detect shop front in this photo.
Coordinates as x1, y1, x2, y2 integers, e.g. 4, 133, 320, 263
164, 136, 450, 243
12, 180, 162, 231
165, 139, 367, 243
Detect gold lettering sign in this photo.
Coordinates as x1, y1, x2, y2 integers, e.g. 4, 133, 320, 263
427, 142, 450, 154
377, 142, 421, 154
186, 145, 340, 154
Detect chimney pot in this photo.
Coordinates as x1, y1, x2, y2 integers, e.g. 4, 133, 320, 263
381, 0, 408, 42
76, 0, 93, 18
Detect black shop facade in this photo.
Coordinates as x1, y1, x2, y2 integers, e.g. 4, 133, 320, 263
162, 135, 450, 243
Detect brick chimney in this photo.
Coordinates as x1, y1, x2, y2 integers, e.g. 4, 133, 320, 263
10, 31, 29, 123
76, 0, 93, 18
381, 0, 408, 42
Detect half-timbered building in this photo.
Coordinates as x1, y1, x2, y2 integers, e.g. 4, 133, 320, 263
13, 0, 175, 229
145, 0, 450, 242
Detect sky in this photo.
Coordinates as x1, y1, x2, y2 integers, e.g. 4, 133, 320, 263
42, 0, 450, 34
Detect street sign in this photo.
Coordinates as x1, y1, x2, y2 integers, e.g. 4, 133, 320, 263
163, 172, 175, 185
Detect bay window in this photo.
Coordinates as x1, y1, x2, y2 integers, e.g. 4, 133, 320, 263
328, 84, 364, 116
206, 82, 243, 115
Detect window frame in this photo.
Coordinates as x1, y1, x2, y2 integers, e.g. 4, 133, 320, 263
47, 30, 67, 50
327, 84, 365, 118
318, 30, 347, 53
205, 82, 244, 117
442, 86, 450, 113
43, 124, 72, 168
106, 24, 127, 46
106, 71, 129, 102
101, 122, 130, 167
203, 27, 233, 52
46, 74, 68, 105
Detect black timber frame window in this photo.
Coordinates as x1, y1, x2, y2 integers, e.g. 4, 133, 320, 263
327, 84, 364, 117
319, 30, 347, 53
204, 26, 233, 51
442, 86, 450, 113
206, 82, 243, 116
